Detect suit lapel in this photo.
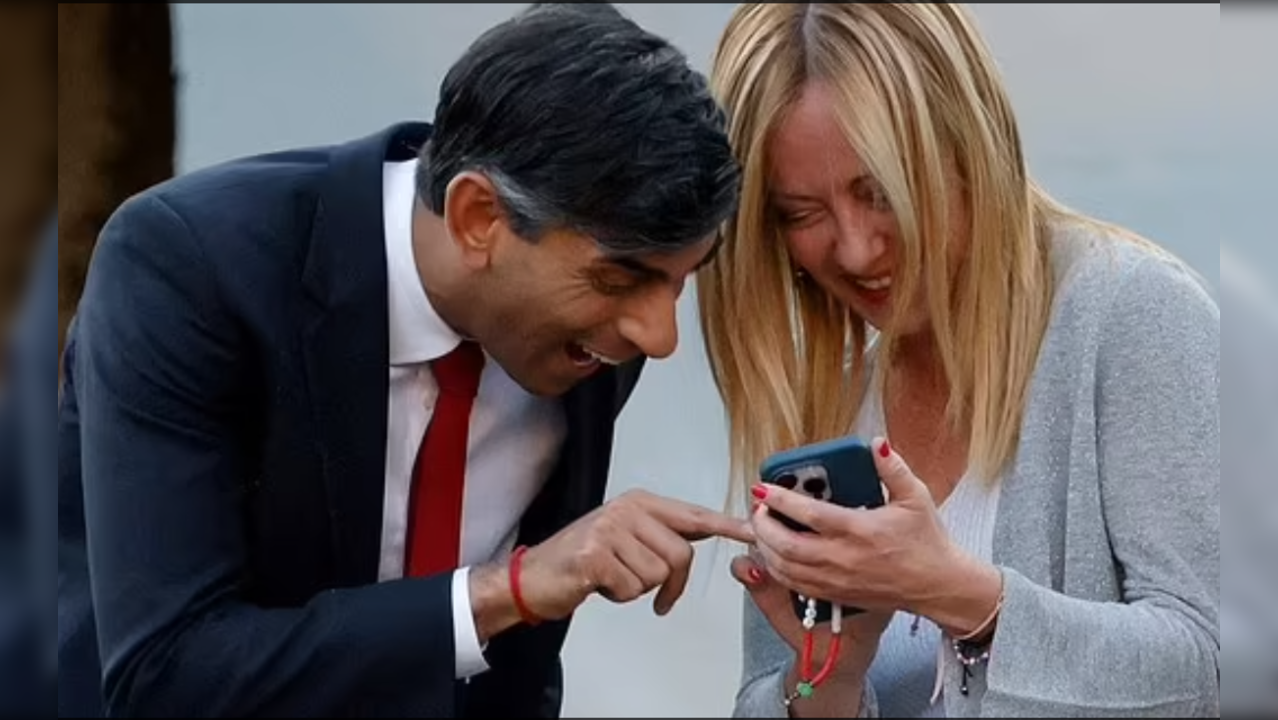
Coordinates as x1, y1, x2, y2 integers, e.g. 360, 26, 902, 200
300, 123, 431, 587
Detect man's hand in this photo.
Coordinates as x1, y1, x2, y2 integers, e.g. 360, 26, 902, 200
470, 489, 753, 641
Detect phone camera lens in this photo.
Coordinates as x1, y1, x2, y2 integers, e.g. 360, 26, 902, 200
803, 478, 829, 499
774, 473, 798, 490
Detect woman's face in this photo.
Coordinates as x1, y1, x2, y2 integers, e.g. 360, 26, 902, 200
767, 82, 966, 337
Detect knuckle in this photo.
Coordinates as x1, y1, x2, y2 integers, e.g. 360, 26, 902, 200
685, 504, 708, 525
614, 578, 643, 603
590, 511, 618, 538
648, 555, 675, 583
578, 541, 607, 574
861, 519, 889, 547
620, 488, 650, 506
587, 555, 615, 586
675, 541, 694, 565
774, 533, 799, 558
669, 542, 694, 570
796, 505, 821, 530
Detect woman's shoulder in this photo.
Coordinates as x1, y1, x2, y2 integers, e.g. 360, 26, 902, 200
1046, 219, 1218, 346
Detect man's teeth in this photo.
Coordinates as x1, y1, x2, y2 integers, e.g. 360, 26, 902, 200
855, 276, 892, 291
583, 347, 621, 366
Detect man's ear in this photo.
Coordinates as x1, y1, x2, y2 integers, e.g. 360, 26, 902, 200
443, 171, 505, 270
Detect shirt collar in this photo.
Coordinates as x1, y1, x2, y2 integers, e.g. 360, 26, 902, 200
383, 158, 464, 366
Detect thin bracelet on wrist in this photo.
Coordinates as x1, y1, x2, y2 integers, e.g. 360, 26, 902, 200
508, 545, 542, 626
954, 588, 1003, 643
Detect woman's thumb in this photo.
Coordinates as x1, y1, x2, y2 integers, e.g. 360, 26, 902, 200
871, 436, 925, 503
729, 554, 767, 588
730, 555, 794, 619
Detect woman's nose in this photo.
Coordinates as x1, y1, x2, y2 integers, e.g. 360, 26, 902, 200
831, 216, 888, 275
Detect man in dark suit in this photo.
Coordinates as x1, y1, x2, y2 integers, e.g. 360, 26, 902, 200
0, 216, 57, 716
59, 4, 746, 717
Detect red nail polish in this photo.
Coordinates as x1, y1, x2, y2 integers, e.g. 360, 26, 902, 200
751, 485, 769, 500
879, 440, 892, 458
747, 567, 763, 583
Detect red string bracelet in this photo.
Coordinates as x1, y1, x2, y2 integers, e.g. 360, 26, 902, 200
508, 545, 542, 626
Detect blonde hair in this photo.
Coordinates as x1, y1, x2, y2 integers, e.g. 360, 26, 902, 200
700, 3, 1141, 508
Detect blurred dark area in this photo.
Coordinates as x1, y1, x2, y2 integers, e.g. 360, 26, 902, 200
0, 4, 53, 361
1, 4, 176, 715
0, 6, 55, 715
56, 3, 177, 363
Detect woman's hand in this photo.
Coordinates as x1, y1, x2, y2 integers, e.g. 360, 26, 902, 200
749, 437, 1002, 637
730, 551, 890, 682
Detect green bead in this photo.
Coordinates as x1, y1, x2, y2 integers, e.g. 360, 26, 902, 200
797, 683, 814, 698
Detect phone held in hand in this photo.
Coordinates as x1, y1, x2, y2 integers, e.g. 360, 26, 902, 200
759, 435, 886, 624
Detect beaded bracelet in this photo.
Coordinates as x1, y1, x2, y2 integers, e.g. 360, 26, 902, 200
952, 638, 992, 696
950, 574, 1004, 695
782, 596, 843, 707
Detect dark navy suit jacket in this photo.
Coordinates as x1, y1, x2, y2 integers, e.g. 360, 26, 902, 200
59, 123, 644, 717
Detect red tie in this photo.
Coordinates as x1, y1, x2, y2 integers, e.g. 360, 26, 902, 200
404, 341, 485, 578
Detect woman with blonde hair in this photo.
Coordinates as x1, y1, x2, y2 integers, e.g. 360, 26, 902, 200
699, 3, 1218, 717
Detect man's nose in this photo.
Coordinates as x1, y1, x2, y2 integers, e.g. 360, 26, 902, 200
617, 288, 680, 360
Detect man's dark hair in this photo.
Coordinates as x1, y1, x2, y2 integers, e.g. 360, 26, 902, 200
417, 2, 740, 256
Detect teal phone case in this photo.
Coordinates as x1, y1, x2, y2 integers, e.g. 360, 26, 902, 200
759, 436, 886, 622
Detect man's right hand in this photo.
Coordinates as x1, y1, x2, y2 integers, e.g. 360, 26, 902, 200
470, 489, 754, 641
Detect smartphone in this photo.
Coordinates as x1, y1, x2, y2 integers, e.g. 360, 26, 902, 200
759, 435, 886, 624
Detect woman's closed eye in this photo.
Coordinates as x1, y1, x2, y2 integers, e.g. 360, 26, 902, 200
775, 207, 824, 229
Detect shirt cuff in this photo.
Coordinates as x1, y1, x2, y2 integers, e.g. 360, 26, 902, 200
452, 566, 491, 680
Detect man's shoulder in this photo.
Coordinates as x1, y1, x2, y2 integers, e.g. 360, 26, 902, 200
134, 143, 337, 234
111, 122, 430, 256
93, 137, 354, 287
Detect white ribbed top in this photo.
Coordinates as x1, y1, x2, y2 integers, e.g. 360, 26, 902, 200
855, 367, 1002, 718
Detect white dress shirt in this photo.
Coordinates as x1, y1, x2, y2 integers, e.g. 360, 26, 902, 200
377, 159, 567, 679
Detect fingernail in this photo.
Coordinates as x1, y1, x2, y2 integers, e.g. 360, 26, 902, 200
879, 439, 892, 459
751, 484, 769, 500
747, 567, 763, 584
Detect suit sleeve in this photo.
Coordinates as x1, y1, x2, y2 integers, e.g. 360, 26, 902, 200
75, 193, 459, 717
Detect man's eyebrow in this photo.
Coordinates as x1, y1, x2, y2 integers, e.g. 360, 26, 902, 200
602, 255, 671, 283
599, 232, 723, 280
